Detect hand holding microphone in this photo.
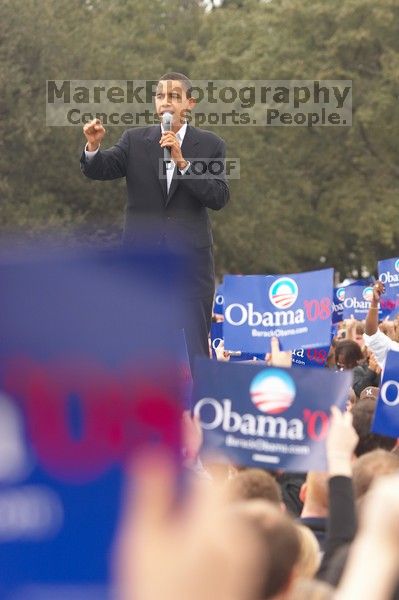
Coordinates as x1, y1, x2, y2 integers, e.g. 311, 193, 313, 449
161, 112, 173, 163
160, 113, 188, 170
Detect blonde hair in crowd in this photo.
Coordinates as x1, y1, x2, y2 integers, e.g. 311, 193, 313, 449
294, 524, 321, 579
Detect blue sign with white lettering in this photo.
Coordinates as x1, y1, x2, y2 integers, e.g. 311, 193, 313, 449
291, 346, 330, 368
210, 321, 224, 358
212, 323, 329, 367
192, 358, 351, 471
223, 269, 333, 353
210, 322, 264, 362
378, 258, 399, 319
372, 350, 399, 438
334, 283, 375, 320
332, 287, 345, 323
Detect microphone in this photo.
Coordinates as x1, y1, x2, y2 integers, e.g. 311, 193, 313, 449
162, 112, 173, 163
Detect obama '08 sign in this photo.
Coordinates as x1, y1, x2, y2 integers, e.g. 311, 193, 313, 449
223, 269, 333, 354
192, 357, 351, 471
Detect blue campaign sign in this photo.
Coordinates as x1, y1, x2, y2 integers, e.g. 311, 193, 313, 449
332, 286, 345, 323
212, 322, 329, 367
292, 346, 330, 368
210, 322, 264, 362
211, 321, 224, 358
372, 350, 399, 438
378, 258, 399, 319
332, 282, 379, 322
339, 283, 375, 320
223, 269, 333, 354
213, 284, 224, 316
0, 245, 184, 600
192, 358, 351, 472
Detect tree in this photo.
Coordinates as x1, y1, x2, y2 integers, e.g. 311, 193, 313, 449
0, 0, 398, 277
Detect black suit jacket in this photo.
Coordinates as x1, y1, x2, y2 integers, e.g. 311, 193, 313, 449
80, 125, 229, 297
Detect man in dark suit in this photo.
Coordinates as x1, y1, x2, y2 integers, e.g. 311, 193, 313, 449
80, 73, 229, 365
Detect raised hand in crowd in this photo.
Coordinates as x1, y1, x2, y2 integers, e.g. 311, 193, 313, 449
363, 280, 399, 368
113, 450, 262, 600
344, 317, 357, 342
337, 473, 399, 600
182, 411, 203, 464
266, 336, 292, 368
214, 339, 231, 361
326, 406, 358, 478
367, 349, 382, 375
365, 280, 385, 336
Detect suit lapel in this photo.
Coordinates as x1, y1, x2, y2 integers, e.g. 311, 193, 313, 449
144, 125, 168, 200
166, 125, 200, 206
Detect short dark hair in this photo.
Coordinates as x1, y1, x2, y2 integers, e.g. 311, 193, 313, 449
352, 399, 397, 456
158, 72, 193, 97
335, 340, 364, 369
227, 468, 282, 505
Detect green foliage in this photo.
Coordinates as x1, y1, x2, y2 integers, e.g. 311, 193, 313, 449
0, 0, 398, 277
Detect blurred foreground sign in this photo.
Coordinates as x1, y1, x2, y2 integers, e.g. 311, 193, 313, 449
372, 350, 399, 438
0, 244, 186, 600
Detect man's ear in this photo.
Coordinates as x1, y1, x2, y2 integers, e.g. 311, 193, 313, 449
299, 482, 307, 504
188, 96, 196, 110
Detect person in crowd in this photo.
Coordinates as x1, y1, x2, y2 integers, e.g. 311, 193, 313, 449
298, 472, 329, 551
352, 347, 381, 396
295, 524, 321, 579
336, 473, 399, 600
352, 448, 399, 501
317, 406, 358, 580
379, 318, 399, 342
334, 327, 381, 395
115, 449, 264, 600
227, 467, 282, 507
344, 317, 365, 348
81, 72, 229, 367
288, 578, 334, 600
319, 405, 399, 597
231, 499, 301, 600
334, 339, 364, 370
276, 471, 306, 518
351, 398, 397, 457
345, 387, 357, 411
364, 280, 399, 368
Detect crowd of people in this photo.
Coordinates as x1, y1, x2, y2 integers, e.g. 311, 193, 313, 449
113, 278, 399, 600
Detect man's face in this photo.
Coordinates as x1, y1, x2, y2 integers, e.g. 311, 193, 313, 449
155, 80, 195, 128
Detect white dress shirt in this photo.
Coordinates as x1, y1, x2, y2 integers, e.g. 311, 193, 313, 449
363, 329, 399, 369
84, 122, 190, 193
